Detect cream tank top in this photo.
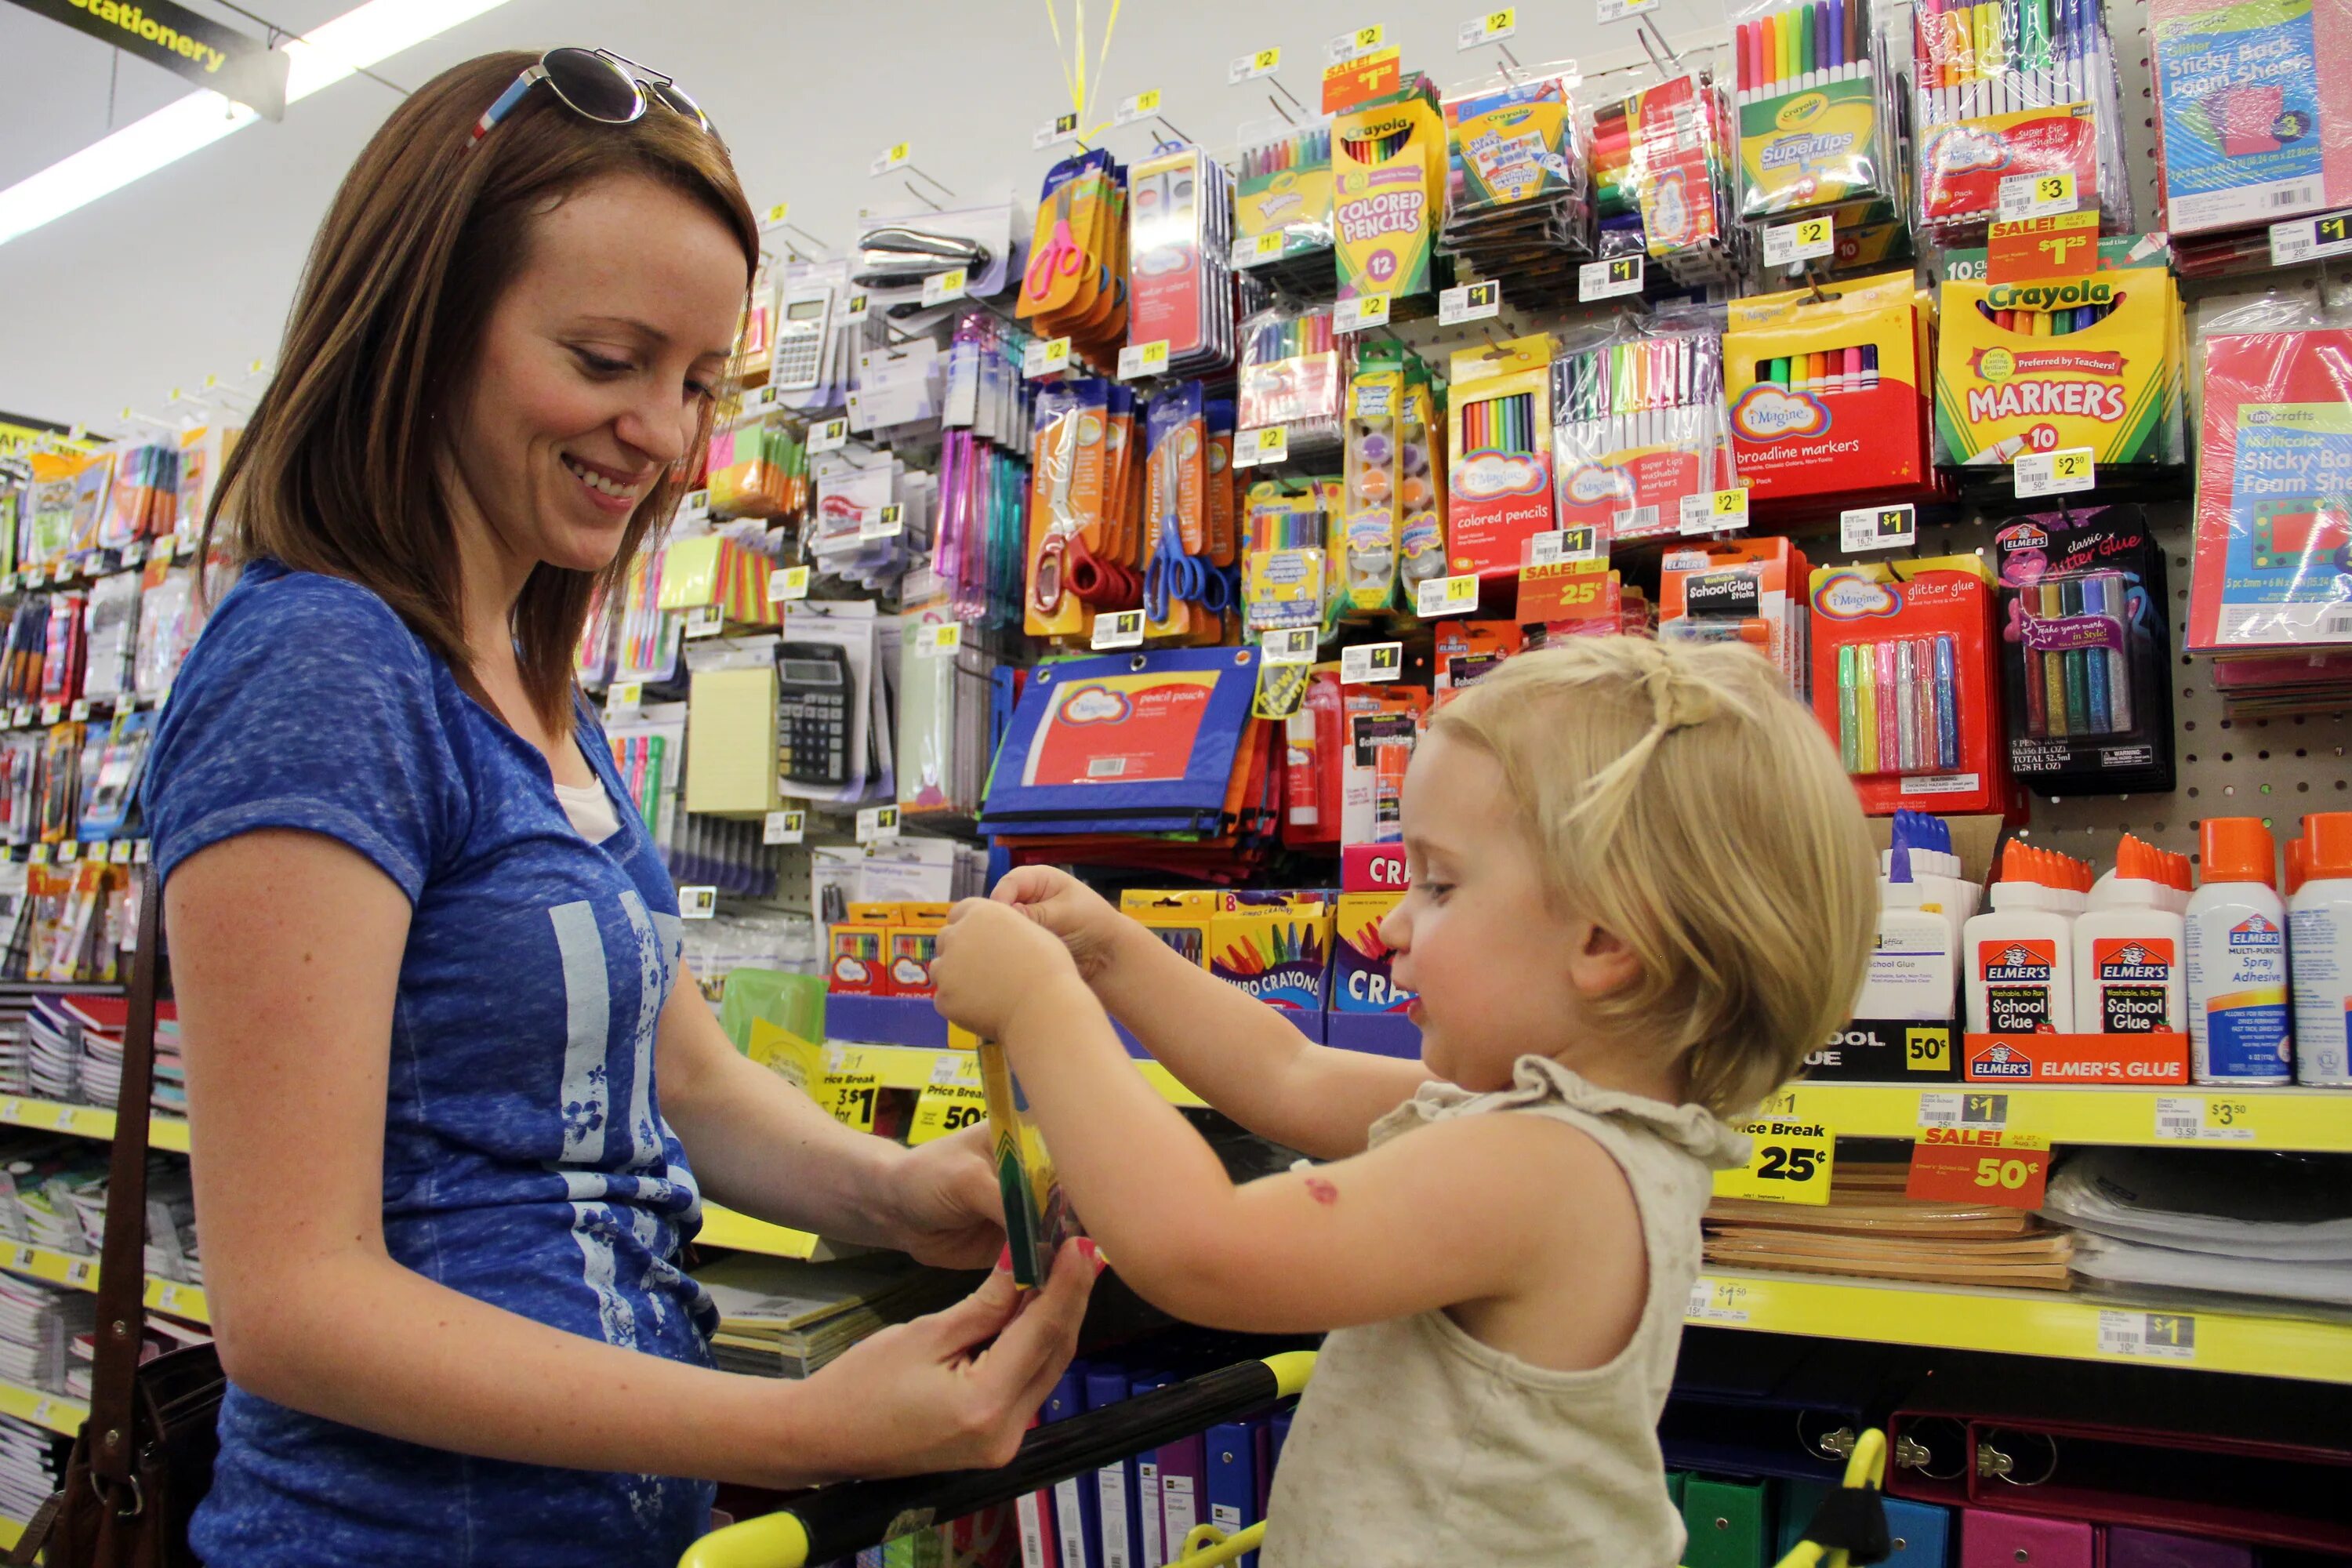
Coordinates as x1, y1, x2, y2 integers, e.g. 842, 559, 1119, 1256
1259, 1057, 1749, 1568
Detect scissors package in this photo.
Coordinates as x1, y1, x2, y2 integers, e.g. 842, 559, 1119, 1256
1142, 383, 1214, 643
1019, 151, 1131, 361
1333, 79, 1448, 310
1128, 147, 1236, 375
1026, 381, 1116, 641
1446, 335, 1554, 582
1552, 312, 1738, 547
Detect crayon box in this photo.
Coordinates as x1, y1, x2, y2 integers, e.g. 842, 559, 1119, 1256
1333, 891, 1414, 1014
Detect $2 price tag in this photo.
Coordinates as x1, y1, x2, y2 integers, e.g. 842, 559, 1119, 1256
1762, 215, 1835, 267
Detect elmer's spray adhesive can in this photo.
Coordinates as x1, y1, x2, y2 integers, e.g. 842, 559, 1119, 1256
2184, 818, 2292, 1085
2289, 812, 2352, 1087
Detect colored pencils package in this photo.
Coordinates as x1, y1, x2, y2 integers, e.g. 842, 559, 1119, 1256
2152, 0, 2352, 240
1235, 114, 1337, 298
1993, 504, 2176, 795
1552, 310, 1737, 547
1910, 0, 2135, 242
1933, 236, 2186, 487
2188, 300, 2352, 660
1446, 334, 1555, 580
1589, 72, 1748, 287
1238, 303, 1349, 452
1732, 0, 1902, 229
1439, 67, 1593, 312
1332, 79, 1449, 312
1725, 270, 1941, 512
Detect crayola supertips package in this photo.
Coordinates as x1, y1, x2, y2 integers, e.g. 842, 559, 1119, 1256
1333, 82, 1447, 309
1934, 236, 2186, 486
1725, 271, 1940, 512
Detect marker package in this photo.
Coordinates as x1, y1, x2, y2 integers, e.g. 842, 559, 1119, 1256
1130, 147, 1236, 375
1908, 0, 2136, 244
1808, 554, 2024, 819
1238, 303, 1348, 452
1333, 78, 1450, 311
1439, 66, 1594, 312
1446, 335, 1554, 581
1933, 237, 2187, 488
1243, 477, 1339, 637
1725, 270, 1941, 512
1993, 505, 2176, 795
1552, 310, 1737, 547
1236, 114, 1337, 298
1732, 0, 1903, 233
1589, 72, 1748, 287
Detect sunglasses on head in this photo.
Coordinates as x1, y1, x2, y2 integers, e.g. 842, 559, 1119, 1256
470, 48, 717, 148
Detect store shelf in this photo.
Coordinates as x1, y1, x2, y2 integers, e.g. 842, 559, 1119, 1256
0, 1237, 207, 1327
1686, 1268, 2352, 1385
0, 1512, 23, 1548
1759, 1081, 2352, 1153
0, 1374, 86, 1437
144, 1276, 207, 1323
0, 1094, 188, 1153
697, 1205, 826, 1261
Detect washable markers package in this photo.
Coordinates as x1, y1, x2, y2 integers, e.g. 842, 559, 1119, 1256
1994, 506, 2176, 796
2152, 0, 2352, 238
1731, 0, 1901, 225
1554, 310, 1737, 546
2188, 318, 2352, 655
958, 1023, 1083, 1288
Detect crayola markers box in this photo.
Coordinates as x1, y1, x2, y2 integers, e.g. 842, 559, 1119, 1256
1934, 236, 2186, 487
1333, 83, 1447, 309
1333, 891, 1414, 1014
1725, 272, 1940, 512
1210, 891, 1335, 1011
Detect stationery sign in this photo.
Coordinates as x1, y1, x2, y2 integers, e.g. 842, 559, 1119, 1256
9, 0, 289, 119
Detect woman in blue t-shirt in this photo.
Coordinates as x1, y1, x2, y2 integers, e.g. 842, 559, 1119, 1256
140, 49, 1094, 1568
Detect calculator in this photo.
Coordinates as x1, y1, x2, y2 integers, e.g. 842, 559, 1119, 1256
771, 285, 834, 393
776, 641, 853, 789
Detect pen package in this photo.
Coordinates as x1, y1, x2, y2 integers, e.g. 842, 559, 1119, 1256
1446, 335, 1555, 582
1809, 554, 2023, 819
1208, 891, 1334, 1011
1333, 890, 1414, 1013
1332, 81, 1448, 309
1933, 236, 2186, 484
1732, 0, 1901, 226
1660, 536, 1813, 690
1993, 506, 2176, 795
1552, 312, 1737, 546
1238, 303, 1348, 450
1726, 270, 1940, 512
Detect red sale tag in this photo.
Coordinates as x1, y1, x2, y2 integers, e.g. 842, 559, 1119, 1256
1905, 1128, 2051, 1210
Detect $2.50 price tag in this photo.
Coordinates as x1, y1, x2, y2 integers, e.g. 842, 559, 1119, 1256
2014, 447, 2094, 498
1711, 1116, 1835, 1204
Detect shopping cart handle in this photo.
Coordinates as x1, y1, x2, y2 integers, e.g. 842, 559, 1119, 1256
682, 1352, 1316, 1568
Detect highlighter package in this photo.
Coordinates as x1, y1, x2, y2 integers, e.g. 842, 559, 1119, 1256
1992, 505, 2176, 796
1446, 335, 1555, 580
1731, 0, 1902, 231
1807, 554, 2024, 820
1332, 80, 1449, 311
1725, 270, 1941, 513
1208, 891, 1335, 1011
1933, 236, 2187, 488
1333, 891, 1414, 1014
961, 1022, 1083, 1289
1660, 536, 1813, 690
1553, 311, 1738, 546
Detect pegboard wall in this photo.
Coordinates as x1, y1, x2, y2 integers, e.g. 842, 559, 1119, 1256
1370, 0, 2352, 876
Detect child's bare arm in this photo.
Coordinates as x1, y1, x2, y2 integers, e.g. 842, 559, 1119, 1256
993, 868, 1431, 1158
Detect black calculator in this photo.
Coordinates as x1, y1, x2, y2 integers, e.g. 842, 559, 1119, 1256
776, 641, 853, 789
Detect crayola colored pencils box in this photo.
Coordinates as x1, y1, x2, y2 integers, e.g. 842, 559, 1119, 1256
1333, 85, 1446, 307
957, 1022, 1084, 1288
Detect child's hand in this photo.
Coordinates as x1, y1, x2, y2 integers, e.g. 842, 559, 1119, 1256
932, 897, 1087, 1040
991, 866, 1127, 982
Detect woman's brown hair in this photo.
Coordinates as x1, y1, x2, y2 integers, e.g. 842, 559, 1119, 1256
203, 49, 758, 733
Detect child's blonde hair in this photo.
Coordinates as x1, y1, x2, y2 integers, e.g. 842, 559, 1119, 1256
1432, 639, 1875, 1119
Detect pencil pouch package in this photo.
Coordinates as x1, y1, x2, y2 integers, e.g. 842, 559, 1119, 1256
1209, 891, 1334, 1011
1343, 348, 1408, 612
1661, 536, 1813, 689
1731, 0, 1900, 223
2187, 314, 2352, 655
1992, 506, 2175, 795
1933, 236, 2185, 481
1725, 271, 1936, 512
1554, 311, 1738, 546
1333, 83, 1448, 308
1807, 554, 2024, 819
1446, 334, 1555, 581
1332, 891, 1414, 1013
2151, 0, 2352, 237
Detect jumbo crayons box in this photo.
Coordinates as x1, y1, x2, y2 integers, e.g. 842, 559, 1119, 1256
1726, 272, 1938, 510
2152, 0, 2352, 236
1209, 891, 1334, 1011
1333, 891, 1414, 1013
1934, 237, 2185, 481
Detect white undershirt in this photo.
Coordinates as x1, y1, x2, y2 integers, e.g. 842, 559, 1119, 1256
553, 778, 622, 844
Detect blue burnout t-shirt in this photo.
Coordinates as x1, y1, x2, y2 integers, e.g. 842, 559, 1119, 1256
142, 560, 720, 1568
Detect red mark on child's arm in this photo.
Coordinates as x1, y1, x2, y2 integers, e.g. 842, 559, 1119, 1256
1304, 1177, 1339, 1207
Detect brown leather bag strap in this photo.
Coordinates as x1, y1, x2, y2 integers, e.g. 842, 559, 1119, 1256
88, 863, 164, 1495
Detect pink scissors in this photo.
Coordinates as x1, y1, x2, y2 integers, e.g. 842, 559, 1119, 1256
1025, 183, 1085, 302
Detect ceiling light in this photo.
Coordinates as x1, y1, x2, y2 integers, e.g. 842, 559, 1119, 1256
0, 0, 516, 249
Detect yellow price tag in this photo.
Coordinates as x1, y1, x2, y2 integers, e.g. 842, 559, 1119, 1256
1486, 7, 1517, 29
907, 1083, 989, 1145
247, 358, 264, 375
1120, 339, 1171, 378
887, 141, 909, 164
1355, 24, 1385, 49
771, 565, 811, 602
1712, 1116, 1835, 1204
2036, 174, 2072, 205
1711, 488, 1747, 517
766, 201, 789, 223
1442, 574, 1478, 608
168, 387, 182, 403
202, 373, 219, 389
815, 1071, 881, 1134
1137, 89, 1161, 115
1253, 46, 1280, 71
2053, 451, 2089, 481
1905, 1026, 1952, 1072
1800, 219, 1829, 247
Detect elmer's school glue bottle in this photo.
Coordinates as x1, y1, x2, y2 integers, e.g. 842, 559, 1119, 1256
2184, 817, 2292, 1085
1965, 842, 2075, 1035
2073, 835, 2186, 1035
2289, 812, 2352, 1088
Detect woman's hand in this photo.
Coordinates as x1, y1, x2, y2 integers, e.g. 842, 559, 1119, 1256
932, 897, 1089, 1040
800, 1240, 1101, 1479
886, 1124, 1008, 1270
989, 867, 1131, 984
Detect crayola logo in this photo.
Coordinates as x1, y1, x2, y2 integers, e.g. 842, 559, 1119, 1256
1775, 93, 1831, 130
1811, 571, 1902, 620
1731, 383, 1831, 441
1986, 280, 2114, 310
1060, 686, 1133, 724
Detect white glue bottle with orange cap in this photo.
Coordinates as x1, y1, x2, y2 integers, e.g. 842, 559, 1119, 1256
2288, 812, 2352, 1087
1963, 841, 2078, 1036
2072, 834, 2187, 1036
2184, 817, 2292, 1086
